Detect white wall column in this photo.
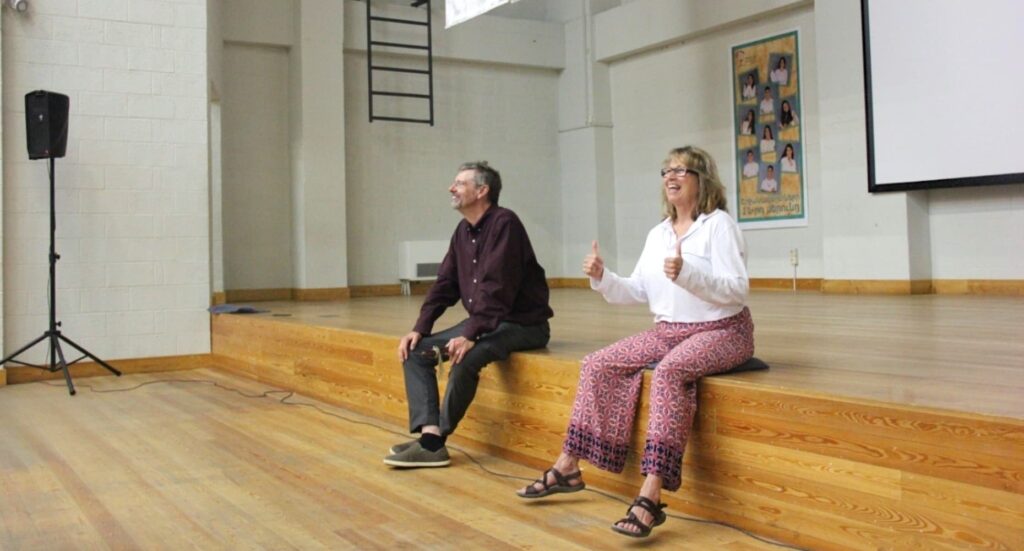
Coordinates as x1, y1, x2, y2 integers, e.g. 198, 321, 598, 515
208, 0, 225, 299
290, 0, 347, 293
0, 20, 5, 367
558, 1, 616, 275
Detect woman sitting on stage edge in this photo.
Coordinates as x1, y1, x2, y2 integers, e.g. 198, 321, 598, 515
516, 146, 754, 538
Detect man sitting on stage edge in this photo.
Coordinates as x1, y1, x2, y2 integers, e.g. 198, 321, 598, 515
385, 161, 554, 468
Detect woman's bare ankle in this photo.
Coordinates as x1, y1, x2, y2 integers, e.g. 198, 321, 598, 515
553, 453, 579, 474
639, 474, 662, 502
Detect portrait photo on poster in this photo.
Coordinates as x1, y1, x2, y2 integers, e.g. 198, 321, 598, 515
769, 54, 790, 86
739, 70, 759, 101
780, 143, 800, 173
759, 85, 775, 116
759, 164, 779, 194
742, 149, 759, 179
779, 99, 799, 128
739, 108, 756, 136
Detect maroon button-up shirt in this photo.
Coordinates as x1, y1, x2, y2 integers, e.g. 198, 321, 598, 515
413, 206, 553, 341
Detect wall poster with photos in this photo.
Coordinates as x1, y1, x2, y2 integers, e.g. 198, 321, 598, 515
732, 31, 807, 229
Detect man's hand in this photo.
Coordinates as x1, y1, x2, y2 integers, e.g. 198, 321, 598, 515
445, 336, 475, 365
583, 240, 604, 280
398, 331, 422, 362
664, 238, 683, 281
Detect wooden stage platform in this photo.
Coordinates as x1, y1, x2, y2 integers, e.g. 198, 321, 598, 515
217, 289, 1024, 419
209, 289, 1024, 550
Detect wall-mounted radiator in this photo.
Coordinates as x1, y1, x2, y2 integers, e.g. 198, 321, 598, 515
398, 240, 448, 295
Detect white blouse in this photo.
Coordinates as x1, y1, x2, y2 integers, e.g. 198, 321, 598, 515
591, 210, 749, 323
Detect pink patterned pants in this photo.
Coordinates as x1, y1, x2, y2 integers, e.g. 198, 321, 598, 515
563, 307, 754, 491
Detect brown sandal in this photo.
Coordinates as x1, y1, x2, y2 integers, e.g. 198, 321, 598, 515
516, 468, 586, 499
611, 496, 667, 538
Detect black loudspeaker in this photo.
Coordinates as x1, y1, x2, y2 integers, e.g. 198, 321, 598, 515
25, 90, 70, 160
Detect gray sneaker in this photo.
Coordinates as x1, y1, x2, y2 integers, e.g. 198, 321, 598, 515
383, 442, 451, 468
388, 438, 420, 455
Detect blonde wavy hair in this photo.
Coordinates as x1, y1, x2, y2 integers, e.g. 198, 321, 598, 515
661, 146, 728, 221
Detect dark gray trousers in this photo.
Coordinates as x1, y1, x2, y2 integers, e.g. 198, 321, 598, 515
402, 319, 550, 436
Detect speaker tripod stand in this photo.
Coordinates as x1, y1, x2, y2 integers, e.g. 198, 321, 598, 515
1, 157, 121, 395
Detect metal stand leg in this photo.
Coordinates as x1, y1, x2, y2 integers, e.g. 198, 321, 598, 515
0, 156, 121, 395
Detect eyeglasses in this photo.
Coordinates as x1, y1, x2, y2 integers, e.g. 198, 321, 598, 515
660, 167, 697, 178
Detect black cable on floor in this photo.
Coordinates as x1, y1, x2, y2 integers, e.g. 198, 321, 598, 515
44, 377, 806, 550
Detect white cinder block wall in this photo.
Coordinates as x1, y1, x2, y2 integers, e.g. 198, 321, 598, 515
342, 1, 565, 285
928, 186, 1024, 279
344, 58, 563, 285
214, 0, 349, 295
225, 0, 1023, 292
585, 0, 1023, 281
1, 1, 210, 362
221, 42, 294, 290
598, 4, 823, 278
212, 1, 561, 290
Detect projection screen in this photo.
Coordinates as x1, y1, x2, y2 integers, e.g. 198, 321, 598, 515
861, 0, 1024, 192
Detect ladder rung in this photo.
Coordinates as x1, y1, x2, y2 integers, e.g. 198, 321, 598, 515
372, 116, 432, 124
371, 66, 430, 75
369, 15, 428, 26
367, 0, 433, 127
370, 41, 429, 51
372, 91, 431, 99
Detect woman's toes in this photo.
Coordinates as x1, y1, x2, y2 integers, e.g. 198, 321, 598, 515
518, 478, 548, 495
616, 520, 638, 533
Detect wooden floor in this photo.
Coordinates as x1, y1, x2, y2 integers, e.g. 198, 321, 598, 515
5, 290, 1020, 549
0, 369, 782, 550
239, 289, 1024, 420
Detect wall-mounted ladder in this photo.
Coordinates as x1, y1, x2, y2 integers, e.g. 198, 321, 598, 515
366, 0, 434, 125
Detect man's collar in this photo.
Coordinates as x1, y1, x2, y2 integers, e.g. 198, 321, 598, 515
465, 204, 495, 231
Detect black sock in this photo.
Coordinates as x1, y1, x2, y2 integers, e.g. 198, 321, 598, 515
420, 433, 445, 452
